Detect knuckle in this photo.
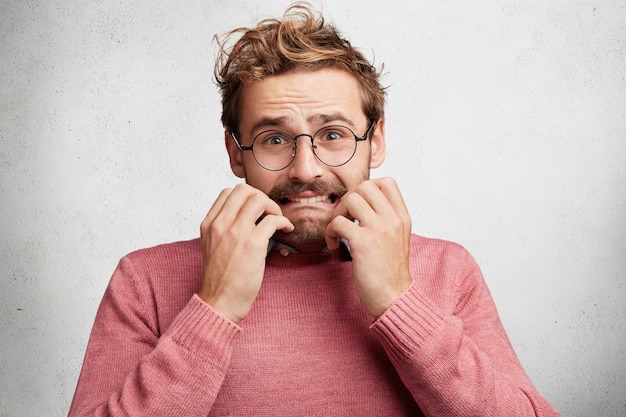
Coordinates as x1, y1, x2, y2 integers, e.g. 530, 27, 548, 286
200, 214, 214, 234
243, 236, 265, 252
248, 191, 267, 205
344, 191, 362, 205
357, 180, 375, 193
208, 218, 229, 238
233, 183, 248, 192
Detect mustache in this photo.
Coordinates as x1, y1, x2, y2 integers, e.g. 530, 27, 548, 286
267, 180, 348, 201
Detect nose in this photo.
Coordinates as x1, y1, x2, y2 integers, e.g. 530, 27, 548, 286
287, 136, 325, 182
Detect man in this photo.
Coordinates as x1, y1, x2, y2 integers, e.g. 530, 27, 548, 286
69, 4, 561, 416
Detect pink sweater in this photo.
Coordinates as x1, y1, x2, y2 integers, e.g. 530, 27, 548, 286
69, 235, 561, 416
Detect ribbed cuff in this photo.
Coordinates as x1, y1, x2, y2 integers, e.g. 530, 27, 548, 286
371, 282, 447, 364
167, 294, 241, 362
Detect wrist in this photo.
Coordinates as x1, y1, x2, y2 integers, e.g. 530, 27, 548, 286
198, 291, 246, 325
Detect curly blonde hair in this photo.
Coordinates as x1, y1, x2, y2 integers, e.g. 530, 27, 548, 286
214, 3, 385, 134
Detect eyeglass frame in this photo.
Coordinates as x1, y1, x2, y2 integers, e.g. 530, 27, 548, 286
230, 119, 376, 171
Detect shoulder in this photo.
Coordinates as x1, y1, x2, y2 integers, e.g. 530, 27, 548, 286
99, 238, 203, 337
123, 238, 202, 266
115, 238, 203, 285
408, 234, 482, 289
406, 234, 488, 313
409, 234, 474, 262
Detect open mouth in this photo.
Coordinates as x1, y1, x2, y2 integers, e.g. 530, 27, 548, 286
278, 193, 340, 205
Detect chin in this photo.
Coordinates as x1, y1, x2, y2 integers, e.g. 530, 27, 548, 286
273, 218, 328, 249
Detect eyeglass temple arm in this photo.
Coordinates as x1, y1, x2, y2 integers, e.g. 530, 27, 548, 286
356, 119, 376, 142
230, 131, 253, 151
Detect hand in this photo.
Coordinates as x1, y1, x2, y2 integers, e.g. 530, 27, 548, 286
198, 184, 294, 324
325, 177, 412, 318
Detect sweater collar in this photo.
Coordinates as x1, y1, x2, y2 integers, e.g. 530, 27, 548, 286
267, 238, 351, 256
266, 238, 352, 266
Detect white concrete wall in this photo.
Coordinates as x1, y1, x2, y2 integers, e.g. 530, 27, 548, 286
1, 1, 624, 415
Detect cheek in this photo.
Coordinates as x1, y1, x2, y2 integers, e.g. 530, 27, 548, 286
345, 148, 373, 183
333, 164, 370, 190
243, 164, 282, 193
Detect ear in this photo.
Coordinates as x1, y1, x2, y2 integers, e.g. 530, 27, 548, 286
225, 130, 245, 178
369, 118, 386, 168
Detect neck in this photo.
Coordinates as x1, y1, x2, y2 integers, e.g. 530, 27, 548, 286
272, 237, 327, 254
292, 243, 327, 254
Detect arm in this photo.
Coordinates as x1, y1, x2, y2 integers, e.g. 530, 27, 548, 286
70, 184, 292, 416
326, 177, 561, 416
68, 256, 240, 416
372, 245, 561, 416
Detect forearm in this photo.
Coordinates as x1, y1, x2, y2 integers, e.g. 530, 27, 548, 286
372, 283, 561, 417
69, 295, 240, 417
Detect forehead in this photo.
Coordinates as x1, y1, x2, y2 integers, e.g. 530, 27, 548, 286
238, 69, 364, 134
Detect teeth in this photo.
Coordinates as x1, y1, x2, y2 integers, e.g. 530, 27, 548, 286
289, 194, 332, 204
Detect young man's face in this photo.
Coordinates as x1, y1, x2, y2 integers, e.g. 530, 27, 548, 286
226, 69, 386, 252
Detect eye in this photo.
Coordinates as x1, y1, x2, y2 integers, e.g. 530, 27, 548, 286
257, 131, 291, 147
267, 136, 287, 145
318, 127, 350, 142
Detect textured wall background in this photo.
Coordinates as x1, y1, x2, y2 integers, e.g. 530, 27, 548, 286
1, 1, 625, 416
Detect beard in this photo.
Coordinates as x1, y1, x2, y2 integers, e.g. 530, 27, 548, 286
267, 179, 349, 249
272, 217, 328, 248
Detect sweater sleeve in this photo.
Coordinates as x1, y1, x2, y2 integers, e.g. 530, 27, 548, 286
371, 244, 561, 417
68, 255, 241, 417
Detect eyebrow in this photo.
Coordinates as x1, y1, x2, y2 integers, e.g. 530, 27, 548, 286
250, 117, 289, 134
309, 113, 356, 128
249, 113, 357, 136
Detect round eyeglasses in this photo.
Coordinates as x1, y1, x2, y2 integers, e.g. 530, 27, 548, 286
231, 120, 375, 171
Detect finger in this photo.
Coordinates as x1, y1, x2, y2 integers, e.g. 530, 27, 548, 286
332, 178, 396, 227
332, 190, 377, 226
235, 187, 285, 226
351, 180, 390, 214
250, 188, 295, 242
201, 187, 233, 234
372, 177, 412, 226
213, 184, 279, 228
255, 214, 294, 238
324, 215, 358, 250
346, 178, 411, 227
